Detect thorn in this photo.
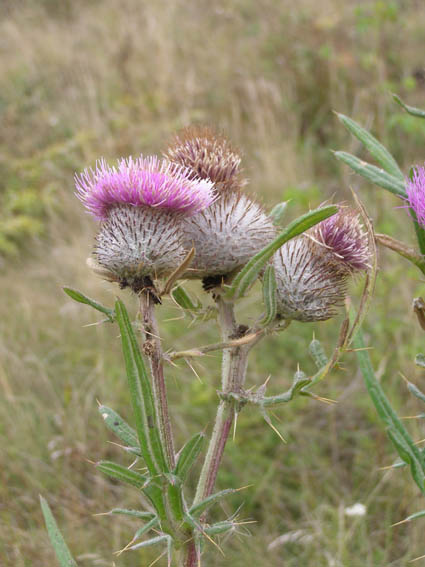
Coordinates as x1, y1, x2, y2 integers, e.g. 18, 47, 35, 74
233, 412, 238, 442
391, 517, 410, 527
263, 415, 287, 443
410, 554, 425, 563
185, 358, 203, 383
149, 550, 167, 567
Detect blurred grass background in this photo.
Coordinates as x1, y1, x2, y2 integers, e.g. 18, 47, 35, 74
1, 0, 425, 565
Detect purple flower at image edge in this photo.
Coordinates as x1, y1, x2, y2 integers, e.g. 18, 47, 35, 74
75, 155, 215, 220
406, 165, 425, 228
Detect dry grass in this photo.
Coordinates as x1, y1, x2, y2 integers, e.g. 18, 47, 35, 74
2, 1, 425, 565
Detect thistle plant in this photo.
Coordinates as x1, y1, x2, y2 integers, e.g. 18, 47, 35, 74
41, 129, 372, 567
334, 96, 425, 532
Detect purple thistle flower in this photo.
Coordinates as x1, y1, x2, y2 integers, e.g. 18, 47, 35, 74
406, 165, 425, 228
75, 155, 215, 220
308, 207, 370, 273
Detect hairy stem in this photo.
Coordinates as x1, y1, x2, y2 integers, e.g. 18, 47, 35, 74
139, 292, 175, 469
194, 297, 252, 505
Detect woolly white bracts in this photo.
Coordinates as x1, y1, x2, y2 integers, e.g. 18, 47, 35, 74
273, 236, 348, 322
94, 205, 186, 287
182, 193, 276, 278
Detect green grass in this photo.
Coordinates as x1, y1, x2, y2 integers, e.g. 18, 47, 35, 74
2, 1, 425, 565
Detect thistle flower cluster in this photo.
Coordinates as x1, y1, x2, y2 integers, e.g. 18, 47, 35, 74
406, 165, 425, 228
75, 128, 370, 320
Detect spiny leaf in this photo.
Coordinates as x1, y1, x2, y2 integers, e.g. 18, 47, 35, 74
269, 201, 289, 225
127, 535, 169, 551
336, 113, 403, 179
99, 405, 140, 451
353, 324, 425, 494
261, 265, 277, 326
174, 432, 205, 483
115, 299, 168, 476
309, 338, 328, 370
333, 151, 406, 197
393, 94, 425, 119
226, 205, 338, 300
40, 496, 78, 567
63, 287, 115, 321
97, 461, 149, 490
204, 521, 236, 536
415, 354, 425, 369
131, 517, 160, 543
405, 379, 425, 405
189, 489, 237, 517
108, 508, 155, 520
262, 370, 310, 407
171, 285, 201, 312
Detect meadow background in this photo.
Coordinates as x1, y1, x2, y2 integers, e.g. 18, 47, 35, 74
1, 1, 425, 565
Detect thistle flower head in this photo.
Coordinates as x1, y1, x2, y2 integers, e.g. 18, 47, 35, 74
182, 192, 276, 278
406, 165, 425, 227
308, 207, 370, 273
273, 237, 348, 322
94, 204, 186, 287
164, 126, 244, 191
75, 155, 215, 220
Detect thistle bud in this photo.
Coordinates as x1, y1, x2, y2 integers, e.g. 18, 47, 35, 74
75, 155, 215, 290
273, 237, 347, 322
164, 126, 244, 192
308, 207, 370, 273
182, 192, 276, 280
273, 207, 370, 322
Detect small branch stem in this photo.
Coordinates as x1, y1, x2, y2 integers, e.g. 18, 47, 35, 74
167, 330, 263, 361
139, 292, 175, 469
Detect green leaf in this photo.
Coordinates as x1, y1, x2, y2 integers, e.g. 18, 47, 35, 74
127, 535, 169, 551
108, 508, 155, 520
393, 94, 425, 119
174, 432, 205, 483
269, 201, 289, 225
204, 521, 235, 536
171, 285, 201, 311
226, 205, 338, 300
353, 325, 425, 494
99, 405, 140, 451
336, 113, 403, 180
97, 461, 149, 490
405, 379, 425, 405
165, 473, 185, 522
115, 299, 168, 476
189, 488, 237, 517
261, 265, 277, 326
63, 287, 115, 322
132, 517, 160, 543
395, 509, 425, 525
415, 354, 425, 368
308, 338, 328, 370
333, 151, 406, 197
40, 496, 78, 567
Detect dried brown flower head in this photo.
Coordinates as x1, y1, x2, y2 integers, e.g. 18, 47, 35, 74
164, 126, 244, 191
